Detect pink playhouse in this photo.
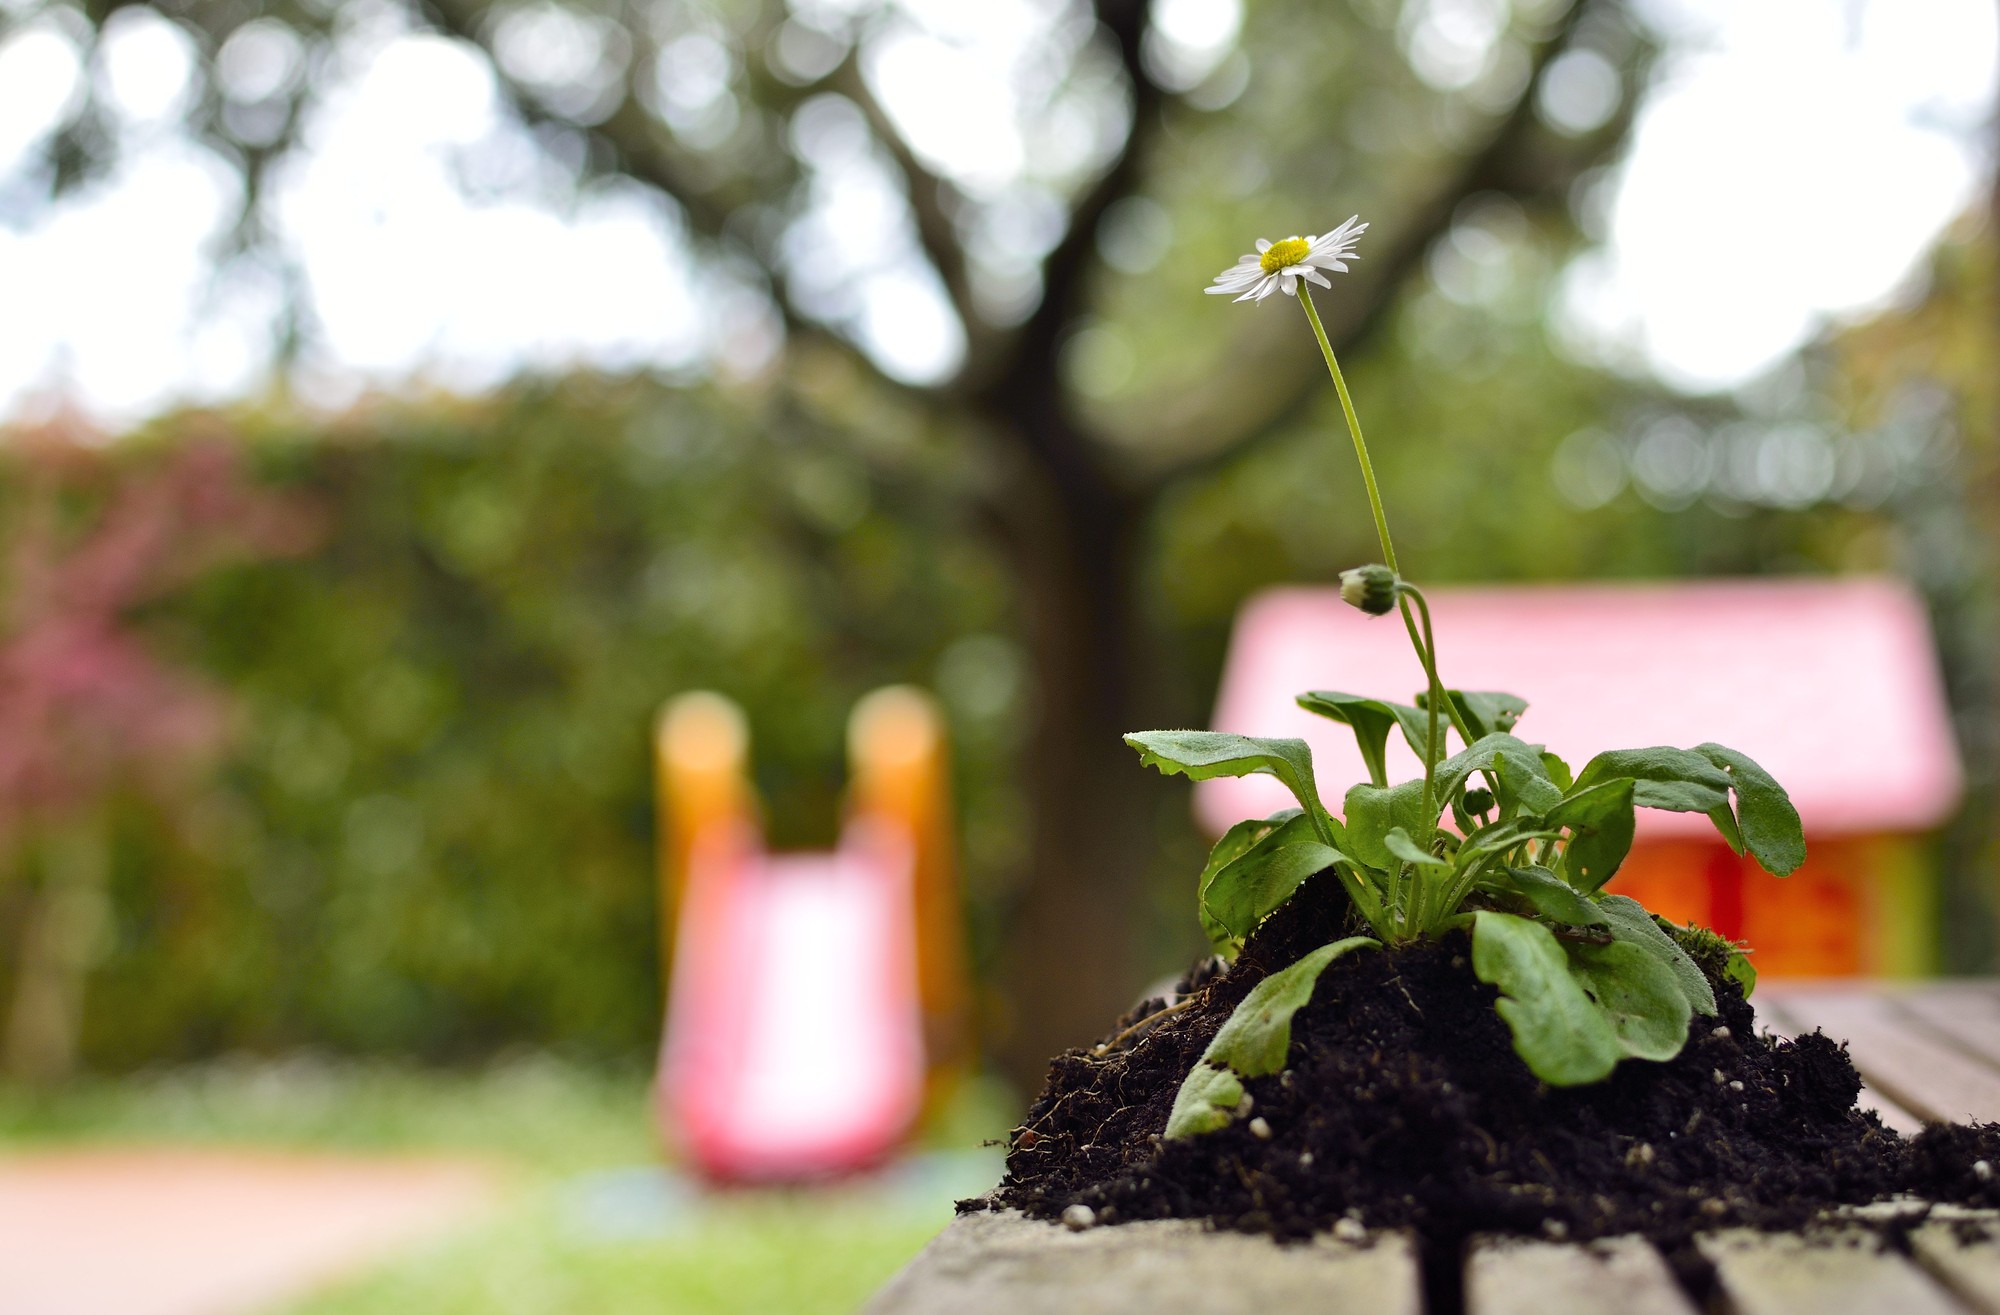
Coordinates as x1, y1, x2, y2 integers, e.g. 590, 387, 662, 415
1198, 577, 1963, 978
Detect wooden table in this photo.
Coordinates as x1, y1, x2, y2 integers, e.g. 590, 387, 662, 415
864, 982, 2000, 1315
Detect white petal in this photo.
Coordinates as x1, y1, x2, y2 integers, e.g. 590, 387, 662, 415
1255, 238, 1272, 252
1302, 267, 1331, 288
1318, 215, 1364, 243
1280, 273, 1297, 295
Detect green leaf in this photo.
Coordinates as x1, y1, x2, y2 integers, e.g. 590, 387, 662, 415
1594, 895, 1717, 1017
1697, 743, 1806, 876
1205, 838, 1348, 944
1495, 866, 1608, 926
1391, 702, 1443, 764
1163, 1062, 1244, 1138
1493, 752, 1565, 815
1420, 689, 1530, 740
1207, 936, 1380, 1074
1632, 779, 1731, 813
1725, 949, 1757, 999
1472, 912, 1621, 1086
1434, 733, 1559, 804
1564, 939, 1693, 1062
1195, 810, 1304, 955
1166, 936, 1380, 1138
1296, 692, 1409, 788
1343, 778, 1430, 870
1540, 751, 1574, 792
1125, 731, 1331, 836
1385, 827, 1451, 869
1455, 818, 1558, 871
1545, 778, 1636, 893
1574, 747, 1732, 816
1707, 798, 1746, 857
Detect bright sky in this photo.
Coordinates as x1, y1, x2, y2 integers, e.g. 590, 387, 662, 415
1565, 0, 1998, 392
0, 0, 1992, 426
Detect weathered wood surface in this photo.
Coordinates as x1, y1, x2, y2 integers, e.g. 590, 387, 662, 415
866, 982, 2000, 1314
1698, 1229, 1968, 1315
1464, 1235, 1695, 1315
1912, 1216, 2000, 1314
859, 1209, 1421, 1315
1751, 994, 1925, 1134
1761, 986, 2000, 1125
1898, 986, 2000, 1071
868, 1212, 2000, 1315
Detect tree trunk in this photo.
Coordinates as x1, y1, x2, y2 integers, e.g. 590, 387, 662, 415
981, 411, 1169, 1088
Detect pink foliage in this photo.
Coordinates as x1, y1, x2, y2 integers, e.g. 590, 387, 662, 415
0, 429, 318, 838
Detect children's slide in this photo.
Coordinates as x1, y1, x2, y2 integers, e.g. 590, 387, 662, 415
653, 689, 968, 1182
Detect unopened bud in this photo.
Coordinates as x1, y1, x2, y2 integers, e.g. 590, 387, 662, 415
1339, 564, 1397, 616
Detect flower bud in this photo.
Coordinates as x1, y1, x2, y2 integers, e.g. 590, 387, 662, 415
1339, 564, 1397, 616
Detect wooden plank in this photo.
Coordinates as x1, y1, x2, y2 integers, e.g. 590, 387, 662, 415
1774, 988, 2000, 1124
1465, 1235, 1695, 1315
861, 1209, 1423, 1315
1897, 983, 2000, 1072
1755, 995, 1925, 1134
1913, 1215, 2000, 1315
1699, 1229, 1965, 1315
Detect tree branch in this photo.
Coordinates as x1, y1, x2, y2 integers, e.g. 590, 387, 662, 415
967, 0, 1164, 487
1136, 0, 1626, 491
418, 0, 937, 405
829, 59, 985, 360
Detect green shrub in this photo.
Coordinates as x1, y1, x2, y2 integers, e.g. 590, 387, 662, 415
24, 375, 1015, 1067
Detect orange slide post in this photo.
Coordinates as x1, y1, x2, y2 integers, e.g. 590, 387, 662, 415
652, 688, 970, 1182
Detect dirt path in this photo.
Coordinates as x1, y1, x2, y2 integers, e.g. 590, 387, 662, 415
0, 1148, 494, 1315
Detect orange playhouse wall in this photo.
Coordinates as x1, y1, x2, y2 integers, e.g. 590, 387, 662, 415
1603, 835, 1935, 979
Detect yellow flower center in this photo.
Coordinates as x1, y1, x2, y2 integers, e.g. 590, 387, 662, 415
1259, 237, 1310, 274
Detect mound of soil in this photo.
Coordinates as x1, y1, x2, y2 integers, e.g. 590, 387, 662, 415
983, 874, 2000, 1264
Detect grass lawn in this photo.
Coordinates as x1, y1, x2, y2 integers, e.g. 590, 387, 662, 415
0, 1056, 1014, 1315
289, 1187, 956, 1315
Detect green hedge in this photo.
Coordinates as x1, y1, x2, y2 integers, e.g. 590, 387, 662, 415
64, 375, 1015, 1066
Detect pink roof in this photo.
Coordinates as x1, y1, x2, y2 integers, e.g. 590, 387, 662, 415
1197, 577, 1961, 840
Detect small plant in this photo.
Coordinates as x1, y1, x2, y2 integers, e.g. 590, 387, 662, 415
1131, 220, 1803, 1138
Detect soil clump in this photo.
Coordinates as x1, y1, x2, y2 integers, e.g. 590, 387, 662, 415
983, 874, 2000, 1257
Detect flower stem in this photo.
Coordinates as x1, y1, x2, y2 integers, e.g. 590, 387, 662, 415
1298, 289, 1397, 575
1402, 587, 1444, 806
1302, 289, 1446, 875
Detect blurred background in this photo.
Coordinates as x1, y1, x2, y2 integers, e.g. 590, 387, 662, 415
0, 0, 1996, 1310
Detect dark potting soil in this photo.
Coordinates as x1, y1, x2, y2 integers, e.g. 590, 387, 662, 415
982, 873, 2000, 1266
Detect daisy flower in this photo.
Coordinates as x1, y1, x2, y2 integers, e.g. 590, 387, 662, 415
1204, 216, 1367, 303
